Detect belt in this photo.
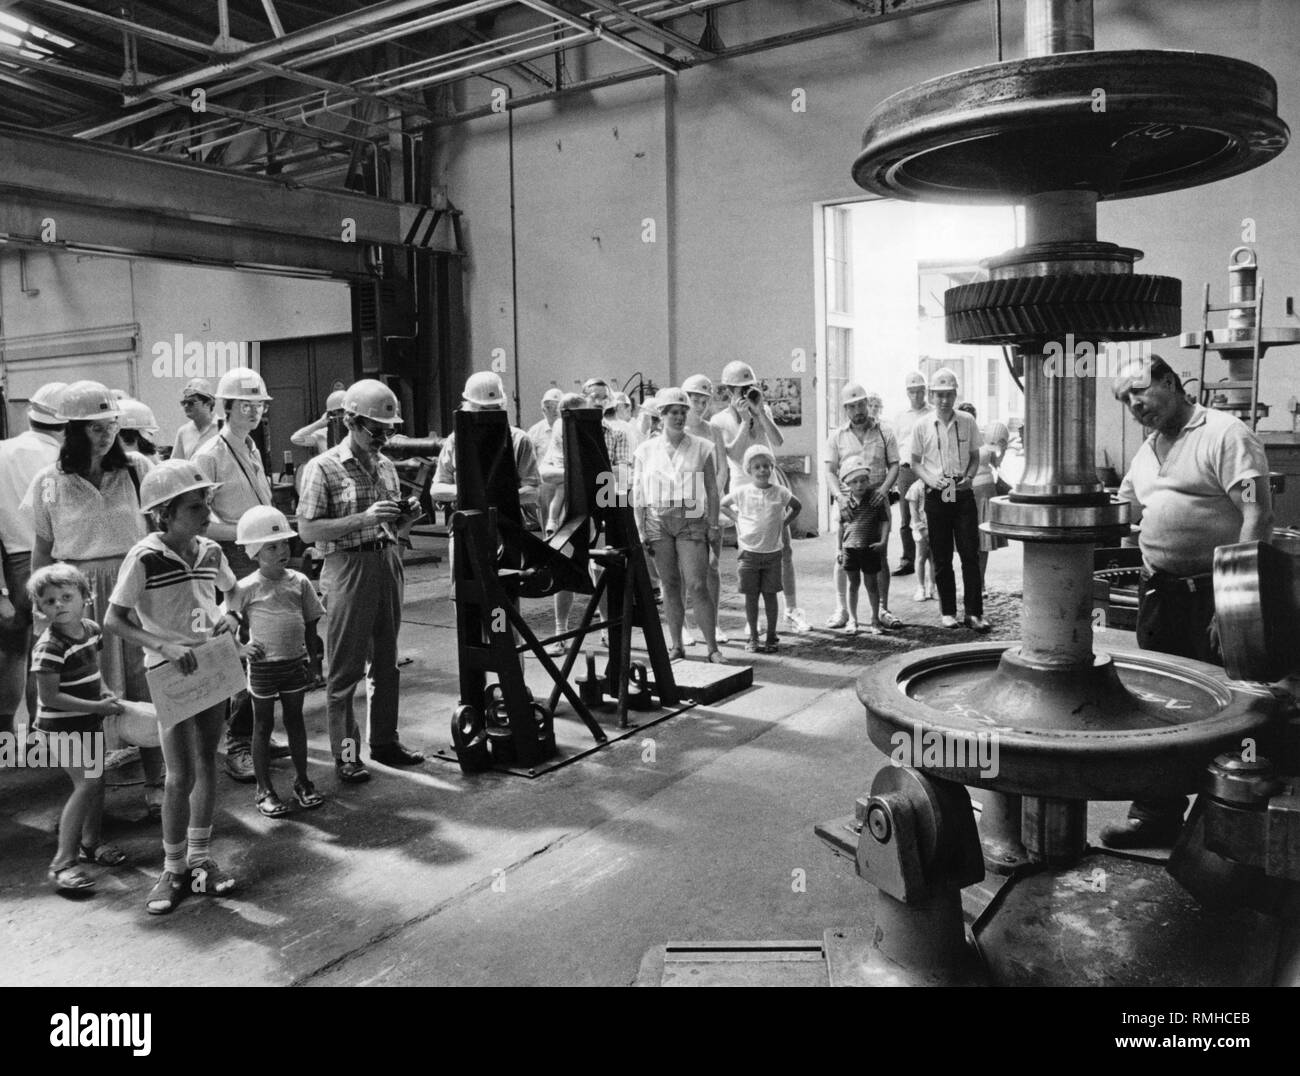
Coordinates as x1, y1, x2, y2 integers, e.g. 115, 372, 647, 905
341, 539, 395, 553
1141, 568, 1213, 593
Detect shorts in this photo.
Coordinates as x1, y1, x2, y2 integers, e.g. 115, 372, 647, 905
839, 546, 882, 575
248, 657, 313, 700
34, 713, 103, 734
0, 550, 34, 653
643, 507, 709, 544
738, 549, 783, 596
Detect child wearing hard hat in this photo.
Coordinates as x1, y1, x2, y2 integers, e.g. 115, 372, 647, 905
720, 444, 801, 653
223, 506, 326, 818
105, 459, 251, 914
836, 455, 893, 635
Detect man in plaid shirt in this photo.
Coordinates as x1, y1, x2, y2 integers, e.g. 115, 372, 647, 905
297, 379, 423, 783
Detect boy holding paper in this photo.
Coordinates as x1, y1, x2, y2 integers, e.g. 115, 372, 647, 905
106, 460, 253, 916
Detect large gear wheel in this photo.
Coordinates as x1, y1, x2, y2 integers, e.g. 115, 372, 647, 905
944, 273, 1181, 345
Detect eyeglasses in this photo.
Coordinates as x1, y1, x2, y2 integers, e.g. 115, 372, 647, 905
355, 417, 392, 439
234, 401, 266, 413
87, 421, 120, 435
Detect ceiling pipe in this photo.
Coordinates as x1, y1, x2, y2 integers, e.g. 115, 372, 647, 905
121, 0, 514, 104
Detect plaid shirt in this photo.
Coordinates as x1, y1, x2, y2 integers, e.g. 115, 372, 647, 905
297, 439, 402, 554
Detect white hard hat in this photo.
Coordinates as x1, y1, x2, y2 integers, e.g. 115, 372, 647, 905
721, 361, 757, 388
654, 387, 691, 411
462, 371, 506, 409
344, 378, 401, 425
325, 389, 347, 412
541, 387, 562, 404
27, 381, 67, 425
181, 377, 215, 402
743, 444, 775, 471
905, 371, 928, 390
840, 454, 870, 482
55, 380, 122, 422
215, 367, 272, 402
236, 505, 297, 556
117, 398, 160, 434
138, 459, 221, 513
840, 382, 869, 408
930, 367, 959, 392
682, 374, 714, 396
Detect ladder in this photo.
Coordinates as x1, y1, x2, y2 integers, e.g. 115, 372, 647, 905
1195, 276, 1266, 431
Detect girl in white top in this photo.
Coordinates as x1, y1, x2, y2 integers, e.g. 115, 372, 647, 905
632, 388, 724, 663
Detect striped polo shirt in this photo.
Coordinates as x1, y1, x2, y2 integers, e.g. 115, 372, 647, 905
109, 533, 236, 666
30, 619, 104, 720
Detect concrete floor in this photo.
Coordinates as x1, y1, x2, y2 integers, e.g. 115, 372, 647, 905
2, 522, 1147, 987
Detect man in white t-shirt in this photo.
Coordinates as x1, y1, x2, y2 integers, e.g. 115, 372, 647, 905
170, 377, 220, 461
1104, 354, 1272, 848
0, 382, 66, 734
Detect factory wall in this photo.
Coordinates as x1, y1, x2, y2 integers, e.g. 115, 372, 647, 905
435, 0, 1300, 532
0, 250, 349, 445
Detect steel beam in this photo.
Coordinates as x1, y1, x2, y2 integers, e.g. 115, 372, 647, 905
0, 124, 455, 259
580, 0, 714, 57
517, 0, 681, 74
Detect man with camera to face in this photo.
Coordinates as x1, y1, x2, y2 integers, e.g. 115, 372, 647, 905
710, 361, 810, 634
297, 379, 426, 783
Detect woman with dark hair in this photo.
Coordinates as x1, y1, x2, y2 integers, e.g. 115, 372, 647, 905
116, 399, 162, 470
23, 381, 162, 817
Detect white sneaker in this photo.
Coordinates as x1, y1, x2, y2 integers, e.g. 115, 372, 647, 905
681, 626, 696, 647
925, 584, 936, 600
784, 607, 811, 634
941, 614, 959, 628
826, 609, 850, 629
913, 586, 929, 602
715, 627, 730, 644
843, 619, 859, 635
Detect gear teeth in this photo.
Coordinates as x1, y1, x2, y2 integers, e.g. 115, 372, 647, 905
944, 274, 1181, 345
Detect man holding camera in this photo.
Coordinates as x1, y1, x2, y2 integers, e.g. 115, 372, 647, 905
711, 361, 809, 633
297, 379, 424, 782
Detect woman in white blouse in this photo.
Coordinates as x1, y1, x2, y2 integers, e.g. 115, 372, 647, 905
25, 382, 161, 814
632, 387, 725, 663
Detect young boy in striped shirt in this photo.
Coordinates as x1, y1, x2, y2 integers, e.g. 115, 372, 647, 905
29, 563, 126, 892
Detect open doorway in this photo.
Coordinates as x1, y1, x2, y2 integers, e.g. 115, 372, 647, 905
814, 199, 1023, 531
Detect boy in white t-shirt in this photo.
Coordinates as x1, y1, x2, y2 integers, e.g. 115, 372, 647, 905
721, 445, 801, 653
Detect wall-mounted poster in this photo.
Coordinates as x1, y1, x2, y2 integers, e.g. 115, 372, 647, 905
760, 377, 802, 426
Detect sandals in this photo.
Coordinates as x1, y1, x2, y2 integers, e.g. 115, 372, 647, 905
78, 842, 127, 866
707, 650, 730, 665
744, 640, 760, 653
293, 780, 324, 810
145, 869, 188, 915
49, 864, 96, 892
668, 646, 686, 660
256, 790, 291, 818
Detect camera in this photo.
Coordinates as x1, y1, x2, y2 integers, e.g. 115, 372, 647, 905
745, 387, 764, 405
400, 495, 423, 517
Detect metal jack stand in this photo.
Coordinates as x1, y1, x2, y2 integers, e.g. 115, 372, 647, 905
447, 408, 679, 774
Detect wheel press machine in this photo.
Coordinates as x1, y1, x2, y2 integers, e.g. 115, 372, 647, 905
657, 0, 1300, 987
